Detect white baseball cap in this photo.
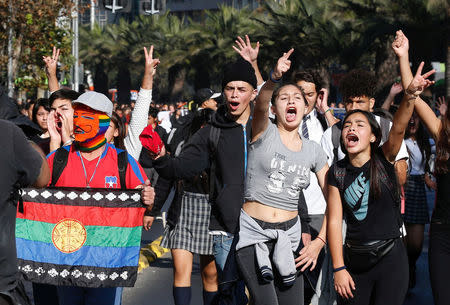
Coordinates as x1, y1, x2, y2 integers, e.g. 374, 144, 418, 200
73, 91, 113, 117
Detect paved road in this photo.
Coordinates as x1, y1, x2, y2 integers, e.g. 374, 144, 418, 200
123, 189, 436, 305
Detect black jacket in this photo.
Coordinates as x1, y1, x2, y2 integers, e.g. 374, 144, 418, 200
154, 105, 250, 233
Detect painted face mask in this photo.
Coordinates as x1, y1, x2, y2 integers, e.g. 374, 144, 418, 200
73, 104, 110, 152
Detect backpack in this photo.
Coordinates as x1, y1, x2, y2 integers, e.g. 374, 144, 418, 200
50, 147, 129, 189
331, 116, 391, 164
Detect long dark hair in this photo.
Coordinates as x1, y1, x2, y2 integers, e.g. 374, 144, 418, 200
32, 98, 51, 127
405, 112, 431, 172
110, 112, 126, 150
341, 110, 385, 199
436, 103, 449, 174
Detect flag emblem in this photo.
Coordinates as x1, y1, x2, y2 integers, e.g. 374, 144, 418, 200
52, 218, 87, 254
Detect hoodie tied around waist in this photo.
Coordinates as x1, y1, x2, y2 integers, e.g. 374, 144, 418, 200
236, 209, 301, 286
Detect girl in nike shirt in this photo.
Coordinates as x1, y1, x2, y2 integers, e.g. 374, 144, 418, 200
327, 62, 435, 305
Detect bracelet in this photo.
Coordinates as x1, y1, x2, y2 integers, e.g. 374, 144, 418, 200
269, 70, 282, 83
404, 88, 419, 97
333, 266, 347, 273
317, 236, 326, 245
324, 108, 333, 115
62, 140, 73, 146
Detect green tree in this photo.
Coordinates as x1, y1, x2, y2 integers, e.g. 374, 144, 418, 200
0, 0, 74, 94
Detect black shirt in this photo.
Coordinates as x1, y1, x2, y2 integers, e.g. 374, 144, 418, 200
0, 120, 42, 291
432, 159, 450, 224
328, 149, 402, 241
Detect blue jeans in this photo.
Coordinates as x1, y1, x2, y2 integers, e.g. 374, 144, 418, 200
57, 286, 122, 305
212, 234, 247, 305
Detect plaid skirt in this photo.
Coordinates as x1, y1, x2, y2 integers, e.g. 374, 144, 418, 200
161, 192, 213, 255
403, 175, 429, 224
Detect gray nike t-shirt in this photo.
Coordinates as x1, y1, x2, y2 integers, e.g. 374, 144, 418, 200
245, 121, 327, 211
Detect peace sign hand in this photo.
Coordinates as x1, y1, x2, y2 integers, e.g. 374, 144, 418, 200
406, 61, 435, 96
42, 47, 60, 77
143, 46, 160, 77
233, 35, 260, 64
272, 48, 294, 80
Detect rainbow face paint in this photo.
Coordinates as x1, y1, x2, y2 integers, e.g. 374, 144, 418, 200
73, 104, 110, 152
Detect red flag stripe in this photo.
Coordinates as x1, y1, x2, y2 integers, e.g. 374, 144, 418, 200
17, 201, 145, 227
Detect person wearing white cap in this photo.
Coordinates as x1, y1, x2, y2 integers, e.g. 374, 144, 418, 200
45, 91, 155, 305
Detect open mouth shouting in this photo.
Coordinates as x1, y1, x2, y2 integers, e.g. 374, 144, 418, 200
74, 125, 88, 135
285, 106, 297, 122
228, 101, 240, 111
346, 133, 360, 148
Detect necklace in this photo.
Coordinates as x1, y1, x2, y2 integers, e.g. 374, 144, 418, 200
78, 149, 104, 188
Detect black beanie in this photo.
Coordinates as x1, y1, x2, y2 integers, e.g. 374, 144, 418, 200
222, 58, 257, 90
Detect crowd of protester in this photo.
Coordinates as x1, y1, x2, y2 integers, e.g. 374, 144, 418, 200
0, 30, 448, 305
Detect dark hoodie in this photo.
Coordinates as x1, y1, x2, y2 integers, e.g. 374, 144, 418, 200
153, 104, 251, 233
0, 86, 41, 139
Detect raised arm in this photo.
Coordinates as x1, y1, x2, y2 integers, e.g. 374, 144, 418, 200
124, 46, 160, 160
383, 62, 435, 162
42, 47, 60, 92
392, 30, 441, 138
381, 82, 403, 111
252, 48, 294, 142
233, 35, 264, 87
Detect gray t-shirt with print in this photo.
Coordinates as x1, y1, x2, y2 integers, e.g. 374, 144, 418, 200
245, 121, 327, 211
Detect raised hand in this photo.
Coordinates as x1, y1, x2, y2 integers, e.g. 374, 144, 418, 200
389, 82, 403, 96
43, 46, 60, 77
406, 62, 435, 96
436, 96, 447, 117
272, 48, 294, 80
316, 88, 330, 114
233, 35, 260, 64
392, 30, 409, 58
143, 45, 160, 77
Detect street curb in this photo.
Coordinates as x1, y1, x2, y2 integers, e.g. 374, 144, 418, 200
138, 235, 169, 272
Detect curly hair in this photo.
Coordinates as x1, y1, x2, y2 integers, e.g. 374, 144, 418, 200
340, 69, 376, 100
291, 70, 322, 92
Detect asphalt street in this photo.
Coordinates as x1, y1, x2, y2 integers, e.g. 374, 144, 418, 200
123, 190, 436, 305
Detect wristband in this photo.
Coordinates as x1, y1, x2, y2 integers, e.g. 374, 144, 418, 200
317, 236, 326, 245
333, 266, 347, 273
63, 140, 73, 146
269, 70, 282, 83
324, 108, 333, 115
404, 88, 419, 97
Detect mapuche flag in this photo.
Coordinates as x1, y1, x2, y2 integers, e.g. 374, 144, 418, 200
15, 187, 145, 288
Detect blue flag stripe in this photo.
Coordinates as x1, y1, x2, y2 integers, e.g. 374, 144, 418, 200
16, 238, 140, 268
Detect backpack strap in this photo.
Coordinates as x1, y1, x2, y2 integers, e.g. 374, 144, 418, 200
208, 125, 221, 200
50, 147, 70, 187
117, 150, 128, 190
333, 163, 346, 191
331, 124, 341, 165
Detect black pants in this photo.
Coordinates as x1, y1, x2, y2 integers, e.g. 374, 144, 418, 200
338, 238, 408, 305
429, 223, 450, 305
236, 217, 304, 305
